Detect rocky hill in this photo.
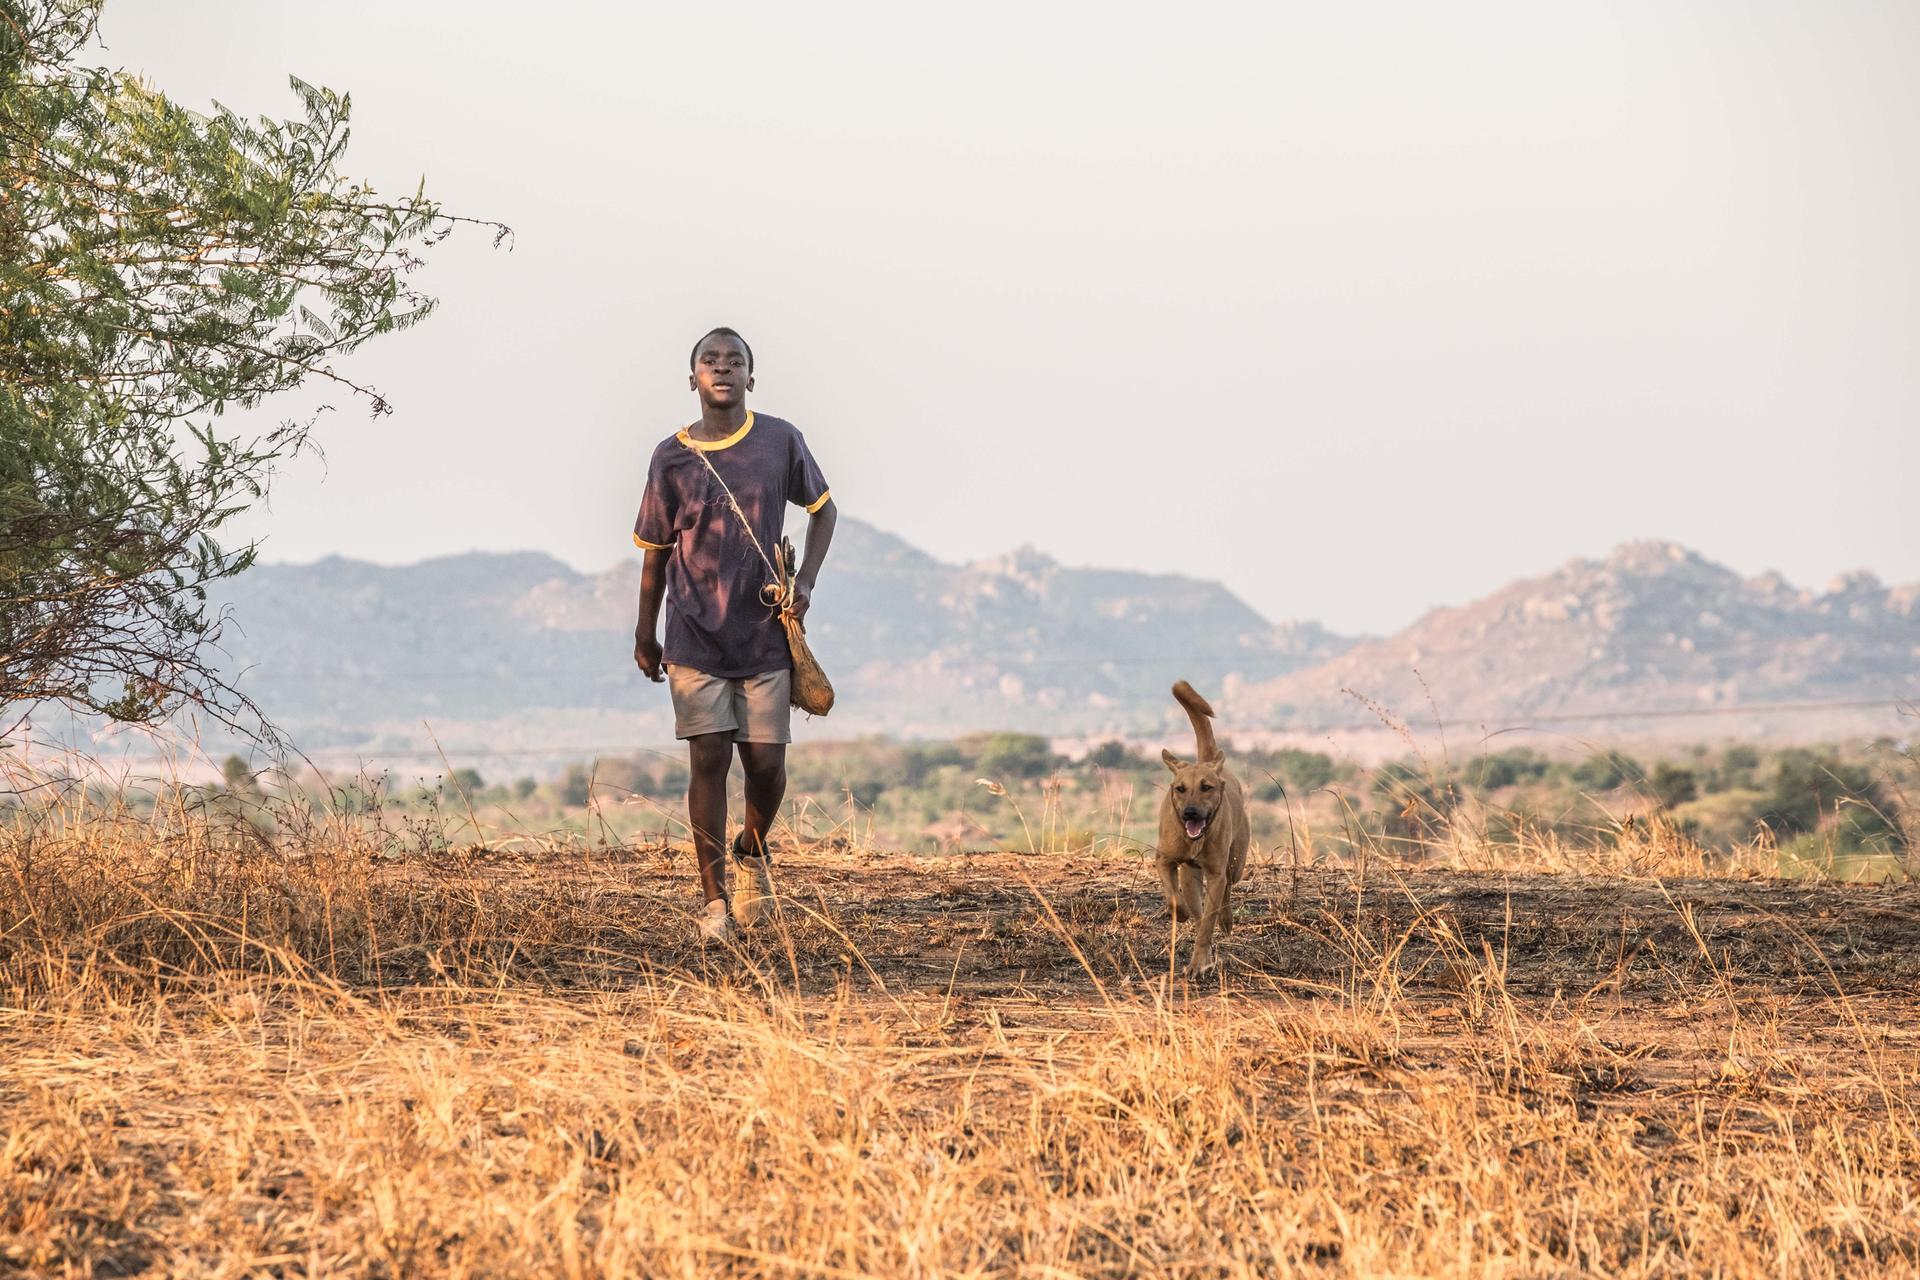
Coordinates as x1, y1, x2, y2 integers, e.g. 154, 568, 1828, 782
1237, 541, 1919, 732
204, 518, 1354, 754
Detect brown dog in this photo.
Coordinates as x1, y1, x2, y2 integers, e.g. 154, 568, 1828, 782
1155, 680, 1250, 977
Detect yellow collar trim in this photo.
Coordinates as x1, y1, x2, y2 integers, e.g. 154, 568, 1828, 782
677, 411, 754, 452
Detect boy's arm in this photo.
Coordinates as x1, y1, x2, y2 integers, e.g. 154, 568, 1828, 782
633, 547, 670, 681
789, 498, 837, 622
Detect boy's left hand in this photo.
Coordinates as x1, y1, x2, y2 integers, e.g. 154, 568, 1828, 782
788, 583, 811, 622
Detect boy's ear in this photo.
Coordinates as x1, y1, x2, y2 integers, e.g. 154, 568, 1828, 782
688, 374, 697, 390
1161, 749, 1184, 773
746, 375, 755, 391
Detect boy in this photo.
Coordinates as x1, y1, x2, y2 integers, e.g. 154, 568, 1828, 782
632, 327, 837, 942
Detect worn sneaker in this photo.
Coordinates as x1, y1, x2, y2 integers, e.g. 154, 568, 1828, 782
696, 896, 739, 944
732, 850, 776, 928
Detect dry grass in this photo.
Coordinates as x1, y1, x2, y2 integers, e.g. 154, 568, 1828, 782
4, 782, 1919, 1277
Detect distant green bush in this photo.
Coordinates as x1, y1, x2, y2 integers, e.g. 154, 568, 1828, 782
1465, 749, 1552, 791
972, 733, 1055, 781
1261, 749, 1341, 793
902, 743, 967, 786
1710, 745, 1762, 791
1573, 751, 1641, 792
1649, 763, 1699, 809
1759, 750, 1897, 846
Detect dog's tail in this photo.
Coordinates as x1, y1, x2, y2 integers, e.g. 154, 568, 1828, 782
1172, 680, 1221, 762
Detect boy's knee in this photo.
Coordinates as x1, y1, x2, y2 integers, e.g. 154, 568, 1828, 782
687, 734, 734, 776
737, 742, 787, 782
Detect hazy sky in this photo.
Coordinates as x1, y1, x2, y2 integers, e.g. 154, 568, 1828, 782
101, 2, 1919, 635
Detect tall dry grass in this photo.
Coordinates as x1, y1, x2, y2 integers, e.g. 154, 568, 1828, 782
3, 771, 1918, 1277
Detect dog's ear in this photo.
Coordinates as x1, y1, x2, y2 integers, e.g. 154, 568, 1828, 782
1161, 748, 1185, 772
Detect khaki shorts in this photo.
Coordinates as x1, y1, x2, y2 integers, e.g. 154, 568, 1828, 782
666, 665, 793, 743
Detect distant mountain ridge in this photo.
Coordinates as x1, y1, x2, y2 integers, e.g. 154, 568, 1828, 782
207, 517, 1355, 752
197, 525, 1918, 757
1237, 540, 1919, 731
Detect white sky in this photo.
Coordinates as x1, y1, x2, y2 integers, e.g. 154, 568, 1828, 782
100, 2, 1920, 635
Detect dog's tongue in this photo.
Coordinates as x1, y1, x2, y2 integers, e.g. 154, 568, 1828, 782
1183, 818, 1206, 840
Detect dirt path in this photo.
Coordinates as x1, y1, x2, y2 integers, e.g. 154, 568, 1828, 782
441, 845, 1920, 1017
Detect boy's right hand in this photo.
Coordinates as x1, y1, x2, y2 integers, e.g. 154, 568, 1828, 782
634, 635, 665, 682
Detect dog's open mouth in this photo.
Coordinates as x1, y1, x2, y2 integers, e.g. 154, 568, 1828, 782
1182, 816, 1209, 841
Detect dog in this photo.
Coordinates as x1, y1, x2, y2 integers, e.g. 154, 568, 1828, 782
1155, 680, 1250, 977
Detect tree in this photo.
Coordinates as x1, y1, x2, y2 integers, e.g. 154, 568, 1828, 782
1572, 751, 1640, 792
1649, 762, 1699, 810
1759, 750, 1898, 850
973, 732, 1054, 781
219, 752, 256, 793
1, 2, 502, 733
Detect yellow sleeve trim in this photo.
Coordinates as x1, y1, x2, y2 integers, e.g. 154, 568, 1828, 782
633, 531, 672, 551
803, 489, 832, 514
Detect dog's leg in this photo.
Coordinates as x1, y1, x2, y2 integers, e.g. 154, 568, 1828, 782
1176, 864, 1204, 924
1223, 832, 1249, 934
1186, 865, 1232, 978
1156, 858, 1185, 919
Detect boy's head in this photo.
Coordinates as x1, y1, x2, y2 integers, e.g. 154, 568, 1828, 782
689, 327, 753, 407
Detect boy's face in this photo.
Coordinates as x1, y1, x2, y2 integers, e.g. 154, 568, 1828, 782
690, 334, 753, 407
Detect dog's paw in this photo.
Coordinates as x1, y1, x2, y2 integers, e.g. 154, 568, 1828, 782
1184, 952, 1217, 980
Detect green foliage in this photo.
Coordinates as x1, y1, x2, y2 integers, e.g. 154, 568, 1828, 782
1464, 749, 1551, 792
972, 732, 1055, 781
557, 765, 591, 808
1371, 760, 1423, 798
1714, 745, 1762, 790
900, 742, 965, 786
0, 2, 500, 728
220, 753, 256, 793
1572, 751, 1640, 792
1670, 788, 1768, 848
1758, 750, 1897, 848
120, 733, 1909, 871
1248, 749, 1340, 802
1649, 762, 1699, 809
1369, 761, 1457, 842
1086, 740, 1136, 769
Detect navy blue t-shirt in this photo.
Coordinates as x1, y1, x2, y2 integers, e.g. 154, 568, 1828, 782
633, 412, 830, 678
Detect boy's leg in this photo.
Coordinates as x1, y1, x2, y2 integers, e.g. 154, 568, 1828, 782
732, 741, 785, 926
735, 741, 787, 857
685, 731, 735, 904
727, 671, 791, 927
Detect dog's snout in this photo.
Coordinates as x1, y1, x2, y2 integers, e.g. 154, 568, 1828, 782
1182, 806, 1202, 822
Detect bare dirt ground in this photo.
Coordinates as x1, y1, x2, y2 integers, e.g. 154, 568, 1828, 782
6, 843, 1919, 1276
433, 842, 1920, 1022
